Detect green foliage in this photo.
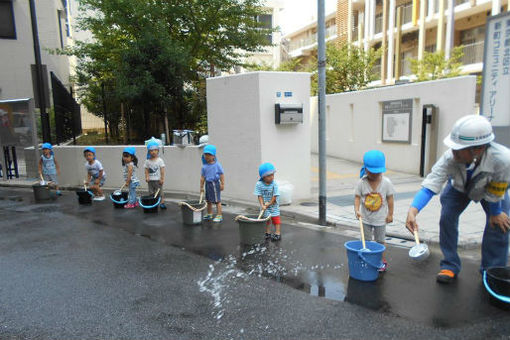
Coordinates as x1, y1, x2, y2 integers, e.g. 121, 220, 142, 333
409, 46, 464, 82
308, 43, 381, 95
63, 0, 273, 142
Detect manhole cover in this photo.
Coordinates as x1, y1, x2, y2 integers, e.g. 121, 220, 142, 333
300, 201, 318, 207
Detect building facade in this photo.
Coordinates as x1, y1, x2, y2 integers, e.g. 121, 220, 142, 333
0, 0, 73, 101
339, 0, 509, 84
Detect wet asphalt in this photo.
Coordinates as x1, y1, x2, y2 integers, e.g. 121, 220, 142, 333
1, 187, 510, 339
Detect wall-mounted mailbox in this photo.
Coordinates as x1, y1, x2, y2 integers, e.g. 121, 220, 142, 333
275, 103, 303, 124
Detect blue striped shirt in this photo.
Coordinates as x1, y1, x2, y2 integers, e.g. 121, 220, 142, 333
254, 181, 280, 217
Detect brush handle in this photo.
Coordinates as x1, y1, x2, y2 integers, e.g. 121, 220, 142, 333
154, 188, 160, 198
258, 207, 266, 219
199, 191, 204, 204
359, 217, 366, 249
414, 230, 420, 245
119, 183, 126, 191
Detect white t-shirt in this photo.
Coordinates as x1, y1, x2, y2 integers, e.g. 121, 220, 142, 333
355, 176, 395, 226
144, 157, 165, 181
85, 160, 106, 179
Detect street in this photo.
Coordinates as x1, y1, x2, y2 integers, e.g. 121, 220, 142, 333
1, 187, 510, 339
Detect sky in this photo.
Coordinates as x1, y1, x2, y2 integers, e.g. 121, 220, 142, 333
279, 0, 337, 35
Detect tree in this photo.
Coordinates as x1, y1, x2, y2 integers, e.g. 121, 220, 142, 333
409, 46, 464, 82
308, 43, 381, 95
66, 0, 274, 141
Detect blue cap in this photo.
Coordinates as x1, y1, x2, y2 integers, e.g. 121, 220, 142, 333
41, 143, 52, 150
203, 144, 216, 156
84, 147, 96, 154
259, 162, 276, 180
202, 145, 217, 165
123, 147, 136, 156
146, 141, 160, 159
360, 150, 386, 177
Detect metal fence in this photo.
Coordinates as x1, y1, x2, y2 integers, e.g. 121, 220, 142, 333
51, 72, 81, 145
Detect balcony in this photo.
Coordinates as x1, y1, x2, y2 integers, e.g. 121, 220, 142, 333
326, 25, 337, 39
461, 41, 484, 65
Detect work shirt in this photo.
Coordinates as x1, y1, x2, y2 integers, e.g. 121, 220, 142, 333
422, 142, 510, 203
85, 160, 107, 179
355, 176, 395, 226
41, 154, 56, 175
144, 157, 165, 181
201, 161, 224, 182
254, 181, 280, 217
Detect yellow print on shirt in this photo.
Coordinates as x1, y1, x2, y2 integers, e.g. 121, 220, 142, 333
364, 192, 383, 212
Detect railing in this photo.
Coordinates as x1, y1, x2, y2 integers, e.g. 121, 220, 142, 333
401, 56, 416, 76
434, 0, 470, 12
372, 64, 382, 80
461, 41, 484, 65
326, 25, 337, 38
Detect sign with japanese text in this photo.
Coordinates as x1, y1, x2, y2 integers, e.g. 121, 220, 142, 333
481, 12, 510, 127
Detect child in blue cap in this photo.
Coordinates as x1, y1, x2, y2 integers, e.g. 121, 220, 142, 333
144, 141, 166, 209
200, 145, 224, 222
354, 150, 395, 271
83, 147, 107, 201
122, 147, 139, 209
254, 162, 281, 241
38, 143, 62, 196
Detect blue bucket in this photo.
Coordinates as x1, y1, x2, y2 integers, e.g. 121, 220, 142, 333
344, 240, 385, 282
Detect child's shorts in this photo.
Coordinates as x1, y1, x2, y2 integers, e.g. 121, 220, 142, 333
266, 215, 281, 225
205, 180, 221, 204
148, 180, 161, 195
363, 223, 386, 243
89, 176, 106, 187
43, 173, 58, 185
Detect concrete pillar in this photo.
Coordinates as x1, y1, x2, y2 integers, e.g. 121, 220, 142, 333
381, 0, 388, 84
437, 0, 445, 52
359, 11, 364, 44
387, 0, 396, 82
428, 0, 435, 18
364, 0, 370, 50
445, 0, 455, 59
395, 7, 403, 81
348, 0, 353, 44
493, 0, 501, 15
370, 0, 376, 39
418, 0, 427, 60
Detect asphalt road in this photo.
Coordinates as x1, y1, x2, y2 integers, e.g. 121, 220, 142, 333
1, 187, 510, 339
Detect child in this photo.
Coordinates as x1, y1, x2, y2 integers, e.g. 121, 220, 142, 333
200, 145, 224, 222
122, 147, 139, 209
144, 141, 166, 209
254, 162, 281, 241
83, 147, 107, 201
38, 143, 61, 196
354, 150, 395, 272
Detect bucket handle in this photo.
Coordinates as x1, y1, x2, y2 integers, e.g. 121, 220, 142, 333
138, 197, 161, 209
483, 271, 510, 304
109, 194, 128, 204
358, 250, 384, 270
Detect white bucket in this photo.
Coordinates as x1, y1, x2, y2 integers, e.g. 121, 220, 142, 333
276, 180, 294, 205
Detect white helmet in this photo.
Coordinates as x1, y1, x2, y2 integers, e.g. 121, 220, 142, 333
443, 115, 494, 150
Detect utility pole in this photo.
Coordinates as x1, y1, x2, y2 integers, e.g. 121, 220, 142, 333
29, 0, 51, 143
318, 0, 327, 226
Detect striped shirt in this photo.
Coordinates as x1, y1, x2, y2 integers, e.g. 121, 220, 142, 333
254, 181, 280, 217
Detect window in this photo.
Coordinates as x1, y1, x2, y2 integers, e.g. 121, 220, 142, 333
257, 14, 273, 44
58, 11, 64, 49
0, 0, 16, 39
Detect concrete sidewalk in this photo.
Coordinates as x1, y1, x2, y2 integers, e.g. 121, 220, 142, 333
281, 154, 487, 247
0, 153, 489, 247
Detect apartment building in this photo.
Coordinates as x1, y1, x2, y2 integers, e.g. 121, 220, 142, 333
0, 0, 73, 101
339, 0, 509, 83
283, 11, 338, 64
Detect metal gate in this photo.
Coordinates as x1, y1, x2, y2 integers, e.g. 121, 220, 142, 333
51, 72, 81, 144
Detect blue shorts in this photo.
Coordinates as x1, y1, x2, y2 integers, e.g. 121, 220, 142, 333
89, 176, 106, 187
205, 180, 221, 204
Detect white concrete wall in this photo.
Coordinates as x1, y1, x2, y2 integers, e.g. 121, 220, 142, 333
207, 71, 311, 202
310, 76, 477, 174
53, 145, 203, 194
0, 0, 72, 100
